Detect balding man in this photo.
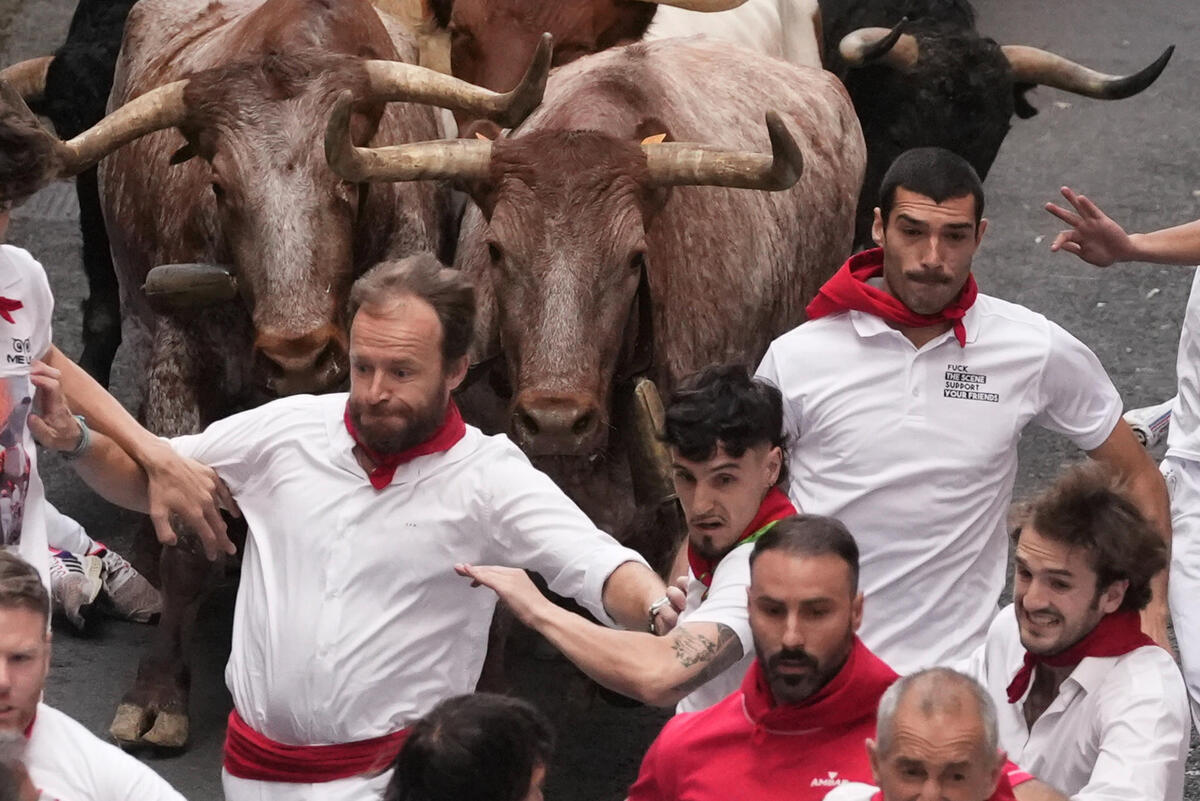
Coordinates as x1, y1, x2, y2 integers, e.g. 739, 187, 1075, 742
825, 669, 1060, 801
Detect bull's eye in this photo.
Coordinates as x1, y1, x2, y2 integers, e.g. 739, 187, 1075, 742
211, 182, 225, 201
487, 242, 503, 264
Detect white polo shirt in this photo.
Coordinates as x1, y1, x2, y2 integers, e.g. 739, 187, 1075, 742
674, 542, 756, 713
0, 245, 52, 592
25, 703, 186, 801
756, 295, 1122, 671
169, 393, 647, 746
966, 606, 1189, 800
1168, 268, 1200, 462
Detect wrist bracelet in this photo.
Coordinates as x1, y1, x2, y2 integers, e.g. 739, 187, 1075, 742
61, 415, 90, 461
647, 595, 672, 633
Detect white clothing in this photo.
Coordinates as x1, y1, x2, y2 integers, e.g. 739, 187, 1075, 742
967, 606, 1189, 800
756, 295, 1122, 672
1166, 268, 1200, 461
824, 784, 875, 801
647, 0, 823, 68
0, 245, 53, 592
674, 541, 755, 713
222, 767, 389, 801
170, 394, 646, 784
45, 501, 96, 556
25, 703, 186, 801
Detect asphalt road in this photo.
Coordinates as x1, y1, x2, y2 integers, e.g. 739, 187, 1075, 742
2, 0, 1199, 799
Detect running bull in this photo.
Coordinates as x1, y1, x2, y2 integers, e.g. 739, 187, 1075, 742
327, 37, 865, 565
0, 0, 548, 748
820, 0, 1174, 247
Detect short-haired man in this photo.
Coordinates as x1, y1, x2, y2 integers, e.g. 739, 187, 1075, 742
0, 551, 186, 801
33, 255, 673, 801
825, 669, 1054, 801
756, 147, 1169, 672
966, 463, 1189, 799
459, 364, 795, 711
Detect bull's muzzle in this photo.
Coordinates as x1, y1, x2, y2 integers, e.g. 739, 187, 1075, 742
511, 390, 604, 456
142, 263, 238, 312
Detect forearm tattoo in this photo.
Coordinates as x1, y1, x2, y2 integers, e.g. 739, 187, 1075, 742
670, 624, 743, 696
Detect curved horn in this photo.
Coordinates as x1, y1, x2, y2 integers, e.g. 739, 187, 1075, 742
55, 80, 190, 175
0, 56, 52, 105
634, 0, 748, 10
325, 90, 492, 183
363, 32, 551, 128
1002, 44, 1174, 100
839, 22, 919, 70
643, 111, 803, 191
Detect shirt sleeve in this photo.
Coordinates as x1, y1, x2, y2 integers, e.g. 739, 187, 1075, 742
755, 344, 802, 442
484, 443, 650, 626
1032, 322, 1122, 452
1070, 655, 1190, 801
168, 403, 279, 494
679, 546, 753, 657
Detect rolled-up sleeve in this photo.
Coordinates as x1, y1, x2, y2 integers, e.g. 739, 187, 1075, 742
485, 445, 649, 626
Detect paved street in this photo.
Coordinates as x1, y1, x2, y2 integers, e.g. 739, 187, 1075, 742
1, 0, 1198, 798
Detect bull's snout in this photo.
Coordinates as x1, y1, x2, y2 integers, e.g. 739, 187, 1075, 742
512, 391, 605, 456
254, 325, 348, 396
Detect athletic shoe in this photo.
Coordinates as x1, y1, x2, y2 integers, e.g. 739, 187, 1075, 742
1124, 398, 1173, 449
48, 549, 103, 631
93, 543, 162, 623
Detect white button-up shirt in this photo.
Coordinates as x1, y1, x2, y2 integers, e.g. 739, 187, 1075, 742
756, 295, 1122, 671
26, 703, 186, 801
171, 393, 647, 746
967, 606, 1189, 800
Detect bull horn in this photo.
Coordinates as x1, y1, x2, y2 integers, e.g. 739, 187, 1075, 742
0, 56, 52, 105
1002, 44, 1174, 100
622, 378, 678, 510
839, 22, 919, 70
635, 0, 748, 10
143, 263, 239, 311
363, 32, 552, 128
325, 90, 492, 183
643, 111, 803, 191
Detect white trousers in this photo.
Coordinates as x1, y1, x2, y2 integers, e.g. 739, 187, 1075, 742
222, 767, 392, 801
1162, 455, 1200, 728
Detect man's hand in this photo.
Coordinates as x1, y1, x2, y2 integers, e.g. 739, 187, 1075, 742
654, 575, 689, 636
456, 563, 553, 627
138, 437, 239, 560
28, 361, 84, 451
1045, 186, 1134, 267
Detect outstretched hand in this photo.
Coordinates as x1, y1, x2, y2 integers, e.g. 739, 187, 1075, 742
455, 563, 552, 627
1045, 186, 1133, 267
139, 438, 239, 560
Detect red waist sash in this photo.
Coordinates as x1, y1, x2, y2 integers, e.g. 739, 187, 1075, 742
223, 708, 409, 783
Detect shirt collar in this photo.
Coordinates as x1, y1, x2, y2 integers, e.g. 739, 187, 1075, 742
848, 296, 981, 346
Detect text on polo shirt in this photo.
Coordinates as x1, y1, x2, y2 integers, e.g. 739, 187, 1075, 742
943, 363, 999, 403
7, 337, 31, 365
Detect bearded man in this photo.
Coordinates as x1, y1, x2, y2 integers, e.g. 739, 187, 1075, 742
31, 254, 673, 801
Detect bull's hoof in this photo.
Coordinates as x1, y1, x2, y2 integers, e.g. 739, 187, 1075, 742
142, 710, 189, 749
109, 703, 151, 746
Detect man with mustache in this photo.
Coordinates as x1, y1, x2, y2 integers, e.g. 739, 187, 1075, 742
31, 255, 673, 801
458, 364, 794, 712
755, 147, 1169, 673
965, 463, 1189, 799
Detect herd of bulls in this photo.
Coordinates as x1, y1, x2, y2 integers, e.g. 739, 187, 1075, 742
0, 0, 1172, 753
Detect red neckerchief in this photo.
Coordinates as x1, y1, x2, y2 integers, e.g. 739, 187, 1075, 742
0, 297, 22, 324
343, 401, 466, 490
1006, 609, 1156, 703
687, 487, 796, 589
805, 248, 978, 346
741, 637, 899, 732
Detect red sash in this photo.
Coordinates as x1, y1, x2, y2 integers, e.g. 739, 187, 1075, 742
1006, 610, 1156, 703
805, 248, 978, 346
223, 709, 410, 784
687, 487, 796, 589
343, 400, 466, 490
0, 297, 21, 324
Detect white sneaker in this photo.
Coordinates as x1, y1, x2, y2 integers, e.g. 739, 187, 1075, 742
48, 549, 103, 631
94, 544, 161, 623
1124, 398, 1174, 449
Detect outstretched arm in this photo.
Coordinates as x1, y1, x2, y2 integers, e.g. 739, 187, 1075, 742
1046, 186, 1200, 266
41, 347, 238, 559
457, 564, 739, 707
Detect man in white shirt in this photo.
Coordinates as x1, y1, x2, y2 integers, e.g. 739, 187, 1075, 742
458, 364, 795, 712
33, 255, 674, 801
0, 551, 186, 801
755, 147, 1169, 672
1046, 186, 1200, 724
967, 463, 1189, 799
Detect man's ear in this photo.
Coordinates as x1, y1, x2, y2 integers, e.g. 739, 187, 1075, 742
975, 217, 989, 245
765, 445, 782, 487
872, 207, 885, 246
1098, 578, 1129, 615
446, 354, 470, 393
866, 738, 882, 782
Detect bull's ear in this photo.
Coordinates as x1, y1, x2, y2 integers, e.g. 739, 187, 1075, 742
635, 118, 673, 144
169, 143, 197, 165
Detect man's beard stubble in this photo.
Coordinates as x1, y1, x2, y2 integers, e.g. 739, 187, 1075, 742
348, 382, 448, 455
757, 628, 854, 705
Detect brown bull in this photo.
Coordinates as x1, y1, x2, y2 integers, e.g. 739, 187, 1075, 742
1, 0, 548, 748
328, 37, 866, 564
